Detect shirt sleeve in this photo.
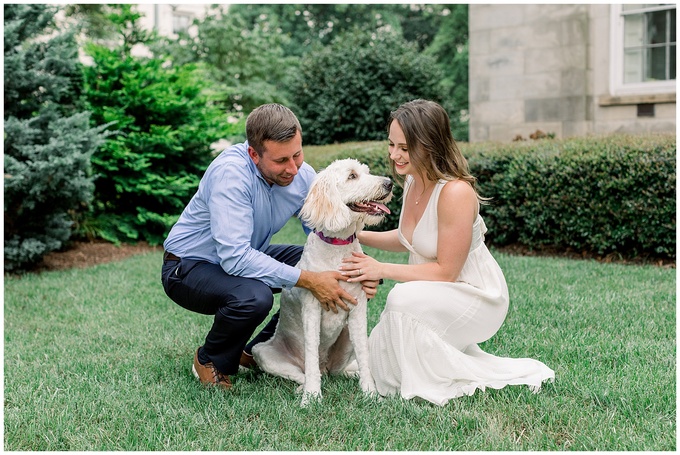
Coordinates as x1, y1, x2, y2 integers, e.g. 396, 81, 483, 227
207, 162, 301, 288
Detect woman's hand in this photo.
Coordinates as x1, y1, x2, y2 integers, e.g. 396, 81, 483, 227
361, 279, 381, 300
339, 252, 384, 283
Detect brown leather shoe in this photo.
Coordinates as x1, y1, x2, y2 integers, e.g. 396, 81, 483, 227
239, 350, 258, 370
192, 348, 232, 389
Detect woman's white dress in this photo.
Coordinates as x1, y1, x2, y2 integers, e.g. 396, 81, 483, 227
368, 178, 555, 405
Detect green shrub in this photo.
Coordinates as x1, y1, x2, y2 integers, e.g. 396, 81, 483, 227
469, 135, 676, 259
290, 28, 445, 146
3, 4, 107, 272
81, 6, 230, 244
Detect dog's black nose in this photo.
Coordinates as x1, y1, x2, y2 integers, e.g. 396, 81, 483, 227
383, 179, 393, 192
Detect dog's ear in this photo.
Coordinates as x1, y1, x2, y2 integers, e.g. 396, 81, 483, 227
299, 172, 352, 234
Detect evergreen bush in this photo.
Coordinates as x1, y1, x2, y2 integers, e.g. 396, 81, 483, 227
81, 6, 230, 244
290, 28, 445, 146
4, 4, 107, 272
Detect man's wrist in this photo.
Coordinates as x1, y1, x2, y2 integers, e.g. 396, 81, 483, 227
296, 269, 313, 290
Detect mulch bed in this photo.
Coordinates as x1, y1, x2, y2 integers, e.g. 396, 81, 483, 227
37, 240, 162, 272
494, 243, 675, 268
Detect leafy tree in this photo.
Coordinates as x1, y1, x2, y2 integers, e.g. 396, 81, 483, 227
229, 4, 403, 54
81, 5, 229, 244
4, 4, 107, 272
426, 5, 469, 141
290, 28, 445, 145
62, 4, 120, 40
229, 4, 468, 140
153, 5, 294, 117
398, 4, 450, 51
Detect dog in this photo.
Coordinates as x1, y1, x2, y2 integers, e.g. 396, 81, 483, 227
252, 158, 393, 406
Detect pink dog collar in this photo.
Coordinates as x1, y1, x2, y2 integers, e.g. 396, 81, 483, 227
315, 231, 356, 245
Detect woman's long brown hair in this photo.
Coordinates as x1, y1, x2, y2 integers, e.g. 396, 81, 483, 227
388, 99, 484, 201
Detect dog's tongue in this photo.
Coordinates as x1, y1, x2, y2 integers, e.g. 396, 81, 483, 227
367, 202, 391, 215
350, 201, 391, 215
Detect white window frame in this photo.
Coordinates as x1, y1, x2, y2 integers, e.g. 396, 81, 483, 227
609, 4, 676, 96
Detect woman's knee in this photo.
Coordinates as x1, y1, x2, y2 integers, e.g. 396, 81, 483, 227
385, 283, 421, 313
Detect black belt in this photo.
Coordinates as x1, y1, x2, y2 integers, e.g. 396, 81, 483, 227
163, 251, 181, 262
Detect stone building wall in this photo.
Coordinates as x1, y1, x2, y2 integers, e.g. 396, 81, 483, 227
469, 4, 676, 142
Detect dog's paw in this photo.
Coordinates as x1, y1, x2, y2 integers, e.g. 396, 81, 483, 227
360, 378, 377, 394
300, 390, 322, 408
341, 359, 360, 378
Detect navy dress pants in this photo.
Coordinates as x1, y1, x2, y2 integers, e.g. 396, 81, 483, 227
161, 244, 303, 375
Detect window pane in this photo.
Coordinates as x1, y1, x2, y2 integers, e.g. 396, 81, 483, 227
648, 11, 667, 44
173, 14, 192, 33
646, 46, 667, 80
624, 48, 644, 83
622, 7, 676, 82
624, 14, 644, 47
671, 12, 676, 42
670, 45, 676, 79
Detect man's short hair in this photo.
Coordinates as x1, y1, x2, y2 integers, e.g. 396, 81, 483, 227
246, 104, 302, 156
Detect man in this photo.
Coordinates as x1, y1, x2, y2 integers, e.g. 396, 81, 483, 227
161, 104, 376, 389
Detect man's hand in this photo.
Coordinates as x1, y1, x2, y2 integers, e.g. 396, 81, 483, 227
297, 270, 357, 313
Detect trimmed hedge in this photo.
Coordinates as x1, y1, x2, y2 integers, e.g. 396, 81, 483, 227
306, 134, 676, 260
469, 134, 675, 259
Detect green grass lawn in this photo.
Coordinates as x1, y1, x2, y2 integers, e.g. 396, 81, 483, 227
4, 218, 676, 450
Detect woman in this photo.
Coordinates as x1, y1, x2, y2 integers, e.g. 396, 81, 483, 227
340, 99, 554, 405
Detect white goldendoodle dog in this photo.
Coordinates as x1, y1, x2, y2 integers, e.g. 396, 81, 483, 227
252, 158, 393, 406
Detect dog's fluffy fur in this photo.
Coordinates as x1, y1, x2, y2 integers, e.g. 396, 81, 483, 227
252, 158, 393, 406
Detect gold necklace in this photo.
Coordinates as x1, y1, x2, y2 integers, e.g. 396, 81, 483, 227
414, 182, 435, 205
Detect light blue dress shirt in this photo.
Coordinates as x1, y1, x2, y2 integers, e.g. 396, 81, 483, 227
163, 141, 316, 289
